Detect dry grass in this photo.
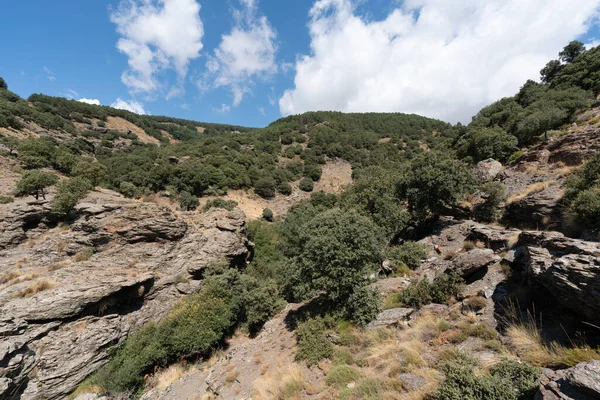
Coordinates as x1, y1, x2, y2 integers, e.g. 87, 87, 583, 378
48, 259, 73, 272
0, 270, 20, 284
507, 180, 557, 204
56, 239, 68, 255
15, 256, 29, 269
225, 370, 239, 384
253, 364, 306, 400
145, 365, 190, 390
463, 296, 488, 311
506, 323, 600, 368
73, 247, 94, 262
14, 279, 55, 298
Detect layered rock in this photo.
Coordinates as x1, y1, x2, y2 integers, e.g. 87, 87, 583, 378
0, 191, 252, 400
519, 231, 600, 325
536, 360, 600, 399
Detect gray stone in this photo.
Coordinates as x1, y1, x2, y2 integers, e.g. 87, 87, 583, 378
398, 373, 427, 391
536, 360, 600, 399
474, 158, 503, 182
367, 308, 414, 329
452, 249, 501, 278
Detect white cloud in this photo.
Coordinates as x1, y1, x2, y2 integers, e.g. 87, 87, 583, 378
110, 0, 204, 94
43, 66, 56, 81
65, 89, 79, 99
216, 103, 231, 113
111, 98, 147, 114
258, 107, 266, 115
280, 0, 600, 123
79, 98, 101, 105
205, 0, 277, 106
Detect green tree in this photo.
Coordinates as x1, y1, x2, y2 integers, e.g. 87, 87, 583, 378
559, 40, 586, 63
71, 161, 107, 187
299, 177, 314, 192
53, 177, 92, 216
540, 60, 563, 83
399, 153, 476, 218
14, 170, 59, 200
477, 182, 507, 222
1, 136, 18, 155
294, 208, 382, 303
0, 77, 7, 90
254, 176, 277, 198
340, 166, 410, 240
179, 191, 199, 211
262, 208, 274, 221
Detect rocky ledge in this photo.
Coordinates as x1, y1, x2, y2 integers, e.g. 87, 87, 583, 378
0, 190, 252, 400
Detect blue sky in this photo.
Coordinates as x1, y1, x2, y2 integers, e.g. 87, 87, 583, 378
2, 0, 600, 127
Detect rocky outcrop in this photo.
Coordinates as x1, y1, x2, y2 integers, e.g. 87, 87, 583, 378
0, 191, 252, 400
536, 361, 600, 399
504, 182, 565, 230
519, 231, 600, 325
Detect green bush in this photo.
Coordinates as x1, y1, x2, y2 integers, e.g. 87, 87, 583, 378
71, 161, 107, 187
299, 177, 314, 192
203, 198, 238, 211
384, 241, 427, 270
326, 365, 360, 387
179, 191, 199, 211
53, 177, 92, 216
304, 164, 322, 181
295, 318, 333, 366
262, 208, 274, 221
570, 187, 600, 227
0, 195, 13, 204
346, 286, 381, 326
118, 182, 143, 199
478, 182, 507, 222
431, 359, 540, 400
255, 177, 277, 198
395, 271, 464, 308
277, 181, 293, 195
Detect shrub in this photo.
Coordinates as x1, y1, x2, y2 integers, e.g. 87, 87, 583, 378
478, 182, 507, 222
295, 318, 333, 366
299, 177, 314, 192
262, 208, 274, 221
396, 271, 464, 308
326, 365, 360, 387
346, 286, 381, 326
384, 241, 427, 270
203, 198, 238, 212
178, 191, 199, 211
0, 195, 14, 204
304, 164, 322, 181
570, 187, 600, 228
71, 161, 107, 187
97, 120, 106, 128
14, 170, 59, 200
118, 182, 143, 198
255, 177, 277, 198
277, 181, 292, 195
53, 177, 92, 216
431, 358, 540, 400
241, 276, 285, 334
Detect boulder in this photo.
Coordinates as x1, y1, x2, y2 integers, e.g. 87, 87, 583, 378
536, 361, 600, 399
452, 249, 501, 278
474, 159, 503, 182
520, 231, 600, 325
367, 308, 414, 329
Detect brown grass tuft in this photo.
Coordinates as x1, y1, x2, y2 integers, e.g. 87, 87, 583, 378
15, 279, 55, 298
253, 364, 306, 400
507, 180, 557, 204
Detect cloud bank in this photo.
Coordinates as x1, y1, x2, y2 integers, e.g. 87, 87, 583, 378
78, 98, 101, 105
280, 0, 600, 123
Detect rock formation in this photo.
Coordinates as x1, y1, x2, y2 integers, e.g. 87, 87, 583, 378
0, 190, 252, 399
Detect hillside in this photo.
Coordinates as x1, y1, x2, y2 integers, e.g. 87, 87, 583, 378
1, 41, 600, 400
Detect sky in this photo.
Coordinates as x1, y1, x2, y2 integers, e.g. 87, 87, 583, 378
2, 0, 600, 128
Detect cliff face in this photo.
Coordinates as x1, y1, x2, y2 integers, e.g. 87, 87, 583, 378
0, 189, 252, 399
